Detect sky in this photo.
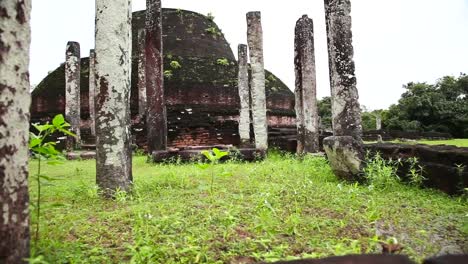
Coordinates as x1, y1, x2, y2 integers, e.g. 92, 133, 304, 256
30, 0, 468, 110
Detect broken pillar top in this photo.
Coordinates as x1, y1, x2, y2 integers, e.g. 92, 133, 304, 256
246, 11, 261, 18
66, 41, 80, 56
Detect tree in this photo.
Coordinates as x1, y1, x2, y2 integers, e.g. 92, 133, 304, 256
383, 74, 468, 137
318, 96, 332, 132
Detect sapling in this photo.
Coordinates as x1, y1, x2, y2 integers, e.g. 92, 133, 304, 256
197, 148, 229, 194
29, 114, 76, 246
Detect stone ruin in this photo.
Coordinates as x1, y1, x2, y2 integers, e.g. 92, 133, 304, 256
31, 8, 296, 157
29, 3, 467, 194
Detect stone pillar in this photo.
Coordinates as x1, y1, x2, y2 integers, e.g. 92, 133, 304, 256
376, 115, 382, 130
0, 0, 32, 262
95, 0, 133, 196
323, 0, 364, 180
324, 0, 362, 141
294, 15, 320, 154
89, 49, 96, 136
146, 0, 167, 153
237, 44, 251, 146
137, 29, 147, 118
246, 12, 268, 151
65, 41, 81, 149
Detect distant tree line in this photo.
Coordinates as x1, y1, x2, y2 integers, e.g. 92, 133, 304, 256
318, 74, 468, 138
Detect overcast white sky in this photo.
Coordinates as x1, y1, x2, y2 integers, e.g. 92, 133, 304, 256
30, 0, 468, 110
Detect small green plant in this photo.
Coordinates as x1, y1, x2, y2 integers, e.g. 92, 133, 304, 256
163, 70, 173, 79
205, 26, 221, 36
206, 12, 215, 21
267, 74, 277, 82
216, 58, 229, 66
407, 157, 425, 187
197, 148, 229, 194
29, 114, 75, 247
170, 60, 181, 69
364, 151, 400, 189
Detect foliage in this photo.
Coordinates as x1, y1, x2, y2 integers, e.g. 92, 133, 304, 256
363, 152, 400, 189
29, 114, 75, 248
170, 60, 182, 69
206, 12, 215, 21
205, 26, 222, 36
28, 153, 466, 263
383, 74, 468, 137
318, 96, 332, 132
163, 70, 173, 79
197, 148, 229, 194
216, 58, 229, 66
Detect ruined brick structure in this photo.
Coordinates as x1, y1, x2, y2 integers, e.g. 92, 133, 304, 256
30, 8, 296, 150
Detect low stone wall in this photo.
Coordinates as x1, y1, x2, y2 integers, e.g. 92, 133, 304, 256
364, 143, 468, 195
363, 130, 453, 141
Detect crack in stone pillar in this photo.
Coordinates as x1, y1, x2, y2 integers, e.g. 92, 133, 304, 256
246, 11, 268, 151
294, 15, 320, 154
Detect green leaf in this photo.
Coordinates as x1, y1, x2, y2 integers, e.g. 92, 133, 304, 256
52, 114, 65, 127
39, 175, 60, 182
201, 150, 215, 162
196, 163, 210, 170
29, 137, 42, 148
58, 127, 76, 137
212, 148, 229, 159
33, 123, 53, 133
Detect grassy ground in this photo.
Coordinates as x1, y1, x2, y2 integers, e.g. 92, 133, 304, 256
366, 139, 468, 147
29, 153, 467, 263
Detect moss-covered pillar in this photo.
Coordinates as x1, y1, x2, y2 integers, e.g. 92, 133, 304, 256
0, 0, 32, 261
246, 12, 268, 151
65, 41, 81, 149
137, 29, 147, 118
89, 49, 96, 136
146, 0, 167, 153
294, 15, 320, 154
237, 44, 251, 146
323, 0, 364, 180
95, 0, 133, 196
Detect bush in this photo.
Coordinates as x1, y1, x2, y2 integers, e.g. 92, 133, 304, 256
364, 152, 400, 189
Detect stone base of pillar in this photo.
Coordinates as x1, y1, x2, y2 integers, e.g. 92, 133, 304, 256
151, 147, 266, 163
323, 136, 364, 181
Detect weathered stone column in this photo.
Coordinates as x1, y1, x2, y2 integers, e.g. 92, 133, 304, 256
323, 0, 364, 180
294, 15, 320, 154
137, 29, 147, 117
237, 44, 251, 146
0, 0, 32, 262
95, 0, 133, 196
89, 49, 96, 136
65, 41, 81, 149
376, 115, 382, 130
246, 12, 268, 151
146, 0, 167, 153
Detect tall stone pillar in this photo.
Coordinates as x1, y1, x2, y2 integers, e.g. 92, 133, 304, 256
0, 0, 32, 262
146, 0, 167, 153
246, 12, 268, 151
237, 44, 251, 146
294, 15, 320, 154
137, 29, 147, 118
323, 0, 364, 180
89, 49, 96, 136
376, 115, 382, 130
65, 41, 81, 149
95, 0, 133, 196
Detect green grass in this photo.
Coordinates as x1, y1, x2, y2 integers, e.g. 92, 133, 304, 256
29, 152, 467, 263
366, 139, 468, 148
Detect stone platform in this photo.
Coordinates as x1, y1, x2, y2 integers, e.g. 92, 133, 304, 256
151, 145, 266, 163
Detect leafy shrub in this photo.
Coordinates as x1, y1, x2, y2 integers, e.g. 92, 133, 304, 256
364, 152, 400, 189
163, 70, 173, 79
216, 58, 229, 66
170, 60, 181, 69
